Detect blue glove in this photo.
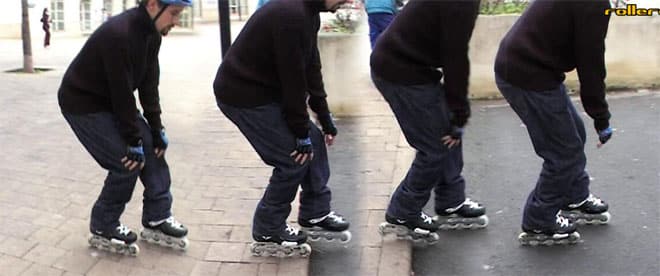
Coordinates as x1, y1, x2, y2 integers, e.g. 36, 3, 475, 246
598, 127, 613, 145
449, 126, 464, 140
295, 137, 313, 155
126, 144, 145, 163
152, 128, 168, 150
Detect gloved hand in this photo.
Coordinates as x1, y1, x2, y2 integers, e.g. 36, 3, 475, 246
318, 113, 338, 136
152, 128, 168, 158
597, 126, 613, 148
318, 113, 337, 146
290, 137, 313, 165
441, 125, 464, 149
122, 140, 145, 171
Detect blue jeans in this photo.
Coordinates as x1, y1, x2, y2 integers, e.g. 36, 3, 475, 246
368, 12, 395, 49
495, 75, 590, 230
62, 112, 172, 233
371, 73, 466, 220
217, 102, 331, 236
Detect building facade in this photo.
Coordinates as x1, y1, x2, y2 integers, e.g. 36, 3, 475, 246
1, 0, 199, 39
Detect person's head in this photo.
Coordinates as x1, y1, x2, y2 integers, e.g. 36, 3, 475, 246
324, 0, 349, 12
142, 0, 193, 36
43, 8, 48, 15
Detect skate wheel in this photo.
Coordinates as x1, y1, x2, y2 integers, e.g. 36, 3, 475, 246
377, 223, 388, 235
339, 231, 352, 243
174, 238, 189, 250
308, 234, 321, 242
128, 244, 140, 256
299, 244, 312, 257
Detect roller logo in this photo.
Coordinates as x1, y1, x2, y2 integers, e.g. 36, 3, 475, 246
605, 0, 660, 16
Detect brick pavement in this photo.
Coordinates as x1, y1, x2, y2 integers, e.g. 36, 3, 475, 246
0, 24, 413, 276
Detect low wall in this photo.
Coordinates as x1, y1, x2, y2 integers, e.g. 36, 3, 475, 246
318, 15, 660, 115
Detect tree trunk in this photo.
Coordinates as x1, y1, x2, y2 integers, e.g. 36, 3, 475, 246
21, 0, 34, 73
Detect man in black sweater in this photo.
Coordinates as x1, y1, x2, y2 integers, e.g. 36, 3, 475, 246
495, 0, 613, 245
214, 0, 351, 254
370, 0, 488, 242
58, 0, 191, 255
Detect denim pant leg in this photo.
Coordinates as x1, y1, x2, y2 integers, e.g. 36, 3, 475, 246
218, 102, 330, 235
368, 12, 395, 49
136, 116, 173, 226
372, 73, 465, 220
298, 125, 332, 221
63, 112, 140, 233
496, 76, 589, 229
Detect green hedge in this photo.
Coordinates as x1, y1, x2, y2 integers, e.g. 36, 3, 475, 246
480, 0, 528, 15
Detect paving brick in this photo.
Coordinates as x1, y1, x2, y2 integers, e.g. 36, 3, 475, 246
205, 242, 246, 262
0, 254, 32, 276
85, 259, 131, 276
0, 237, 38, 258
23, 244, 67, 266
19, 263, 65, 276
258, 263, 279, 276
218, 262, 259, 276
190, 261, 221, 276
28, 227, 69, 246
187, 224, 232, 242
276, 258, 308, 276
52, 251, 100, 274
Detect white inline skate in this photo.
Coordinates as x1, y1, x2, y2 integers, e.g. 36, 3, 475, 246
140, 216, 189, 250
560, 194, 611, 225
518, 214, 581, 246
434, 198, 489, 230
251, 225, 312, 258
88, 224, 140, 256
378, 212, 440, 245
299, 211, 352, 243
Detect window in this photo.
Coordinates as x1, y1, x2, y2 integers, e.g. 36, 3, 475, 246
50, 0, 64, 31
179, 6, 193, 28
80, 0, 92, 32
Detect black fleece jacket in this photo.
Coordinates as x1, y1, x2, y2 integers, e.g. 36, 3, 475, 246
213, 0, 331, 138
58, 4, 162, 145
495, 0, 611, 130
370, 0, 481, 128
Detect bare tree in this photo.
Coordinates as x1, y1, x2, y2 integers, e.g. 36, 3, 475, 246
21, 0, 34, 73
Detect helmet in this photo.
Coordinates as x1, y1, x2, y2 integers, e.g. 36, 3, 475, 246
159, 0, 193, 6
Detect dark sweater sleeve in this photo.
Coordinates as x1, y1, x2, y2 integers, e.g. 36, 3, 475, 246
440, 1, 479, 127
102, 35, 141, 145
307, 32, 331, 117
138, 38, 163, 131
575, 1, 611, 130
274, 19, 310, 138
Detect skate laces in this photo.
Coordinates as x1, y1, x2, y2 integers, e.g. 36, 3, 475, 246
166, 217, 183, 229
285, 225, 300, 236
327, 212, 345, 223
587, 194, 604, 206
556, 215, 570, 228
464, 198, 480, 209
117, 225, 131, 236
420, 213, 434, 225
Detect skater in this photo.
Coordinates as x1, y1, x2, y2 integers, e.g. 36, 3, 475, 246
370, 0, 487, 245
58, 0, 192, 256
494, 0, 613, 246
40, 8, 51, 48
365, 0, 397, 49
214, 0, 351, 258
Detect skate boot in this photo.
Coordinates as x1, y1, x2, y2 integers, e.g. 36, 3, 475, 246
140, 216, 189, 250
560, 194, 610, 225
518, 214, 581, 246
378, 212, 440, 245
88, 224, 140, 256
250, 225, 312, 258
434, 198, 489, 230
299, 211, 352, 243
